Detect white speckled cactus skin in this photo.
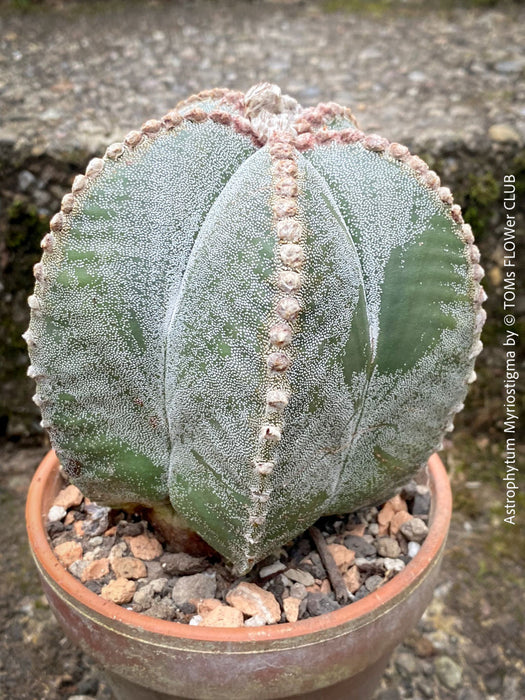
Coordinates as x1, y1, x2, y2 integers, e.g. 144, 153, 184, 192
25, 84, 485, 574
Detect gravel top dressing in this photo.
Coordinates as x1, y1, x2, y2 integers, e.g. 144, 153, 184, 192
46, 467, 431, 628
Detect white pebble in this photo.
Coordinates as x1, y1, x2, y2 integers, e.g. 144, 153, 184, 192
47, 505, 66, 522
383, 558, 406, 573
189, 615, 203, 626
408, 541, 421, 558
244, 614, 267, 627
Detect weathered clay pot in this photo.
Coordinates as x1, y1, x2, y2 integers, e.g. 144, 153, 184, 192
26, 451, 451, 700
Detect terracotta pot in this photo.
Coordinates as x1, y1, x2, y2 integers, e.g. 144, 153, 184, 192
26, 451, 451, 700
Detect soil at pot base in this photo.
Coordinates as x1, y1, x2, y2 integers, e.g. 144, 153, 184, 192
46, 466, 431, 627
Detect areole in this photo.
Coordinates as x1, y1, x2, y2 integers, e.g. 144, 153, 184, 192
27, 451, 452, 700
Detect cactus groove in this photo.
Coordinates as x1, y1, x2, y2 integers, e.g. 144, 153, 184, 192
25, 83, 485, 574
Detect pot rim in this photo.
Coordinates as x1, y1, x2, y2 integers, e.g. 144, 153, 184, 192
26, 450, 451, 643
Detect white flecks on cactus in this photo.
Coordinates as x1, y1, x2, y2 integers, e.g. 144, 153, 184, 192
26, 83, 484, 574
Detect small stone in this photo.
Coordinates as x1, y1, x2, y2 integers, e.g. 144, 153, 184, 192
346, 523, 366, 537
178, 601, 197, 615
400, 517, 429, 543
189, 615, 203, 626
289, 582, 308, 600
18, 170, 36, 191
73, 520, 86, 538
81, 558, 110, 582
83, 504, 110, 537
383, 558, 405, 573
488, 124, 522, 144
408, 541, 421, 558
146, 598, 178, 620
377, 502, 395, 528
395, 651, 418, 677
300, 552, 326, 579
343, 535, 376, 557
69, 562, 90, 583
146, 560, 167, 579
259, 561, 286, 578
389, 511, 413, 536
200, 605, 244, 628
226, 582, 281, 624
306, 592, 340, 616
285, 568, 315, 587
111, 557, 147, 580
435, 656, 463, 690
160, 552, 207, 576
48, 505, 66, 522
172, 572, 216, 607
388, 494, 408, 512
54, 541, 83, 568
343, 565, 361, 594
244, 614, 267, 627
319, 578, 331, 594
125, 534, 163, 560
116, 520, 143, 537
197, 598, 223, 616
376, 537, 401, 558
101, 578, 136, 604
283, 596, 301, 622
133, 579, 168, 611
327, 543, 355, 573
53, 484, 83, 509
109, 541, 128, 560
364, 575, 383, 592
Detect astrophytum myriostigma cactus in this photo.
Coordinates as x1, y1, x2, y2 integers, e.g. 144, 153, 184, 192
25, 83, 485, 574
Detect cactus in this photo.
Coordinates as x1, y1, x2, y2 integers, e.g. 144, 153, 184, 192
25, 83, 485, 574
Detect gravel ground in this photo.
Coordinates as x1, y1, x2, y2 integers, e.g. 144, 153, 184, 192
0, 1, 524, 698
1, 0, 524, 158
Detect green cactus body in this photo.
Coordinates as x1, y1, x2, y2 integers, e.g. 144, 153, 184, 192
26, 84, 485, 574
